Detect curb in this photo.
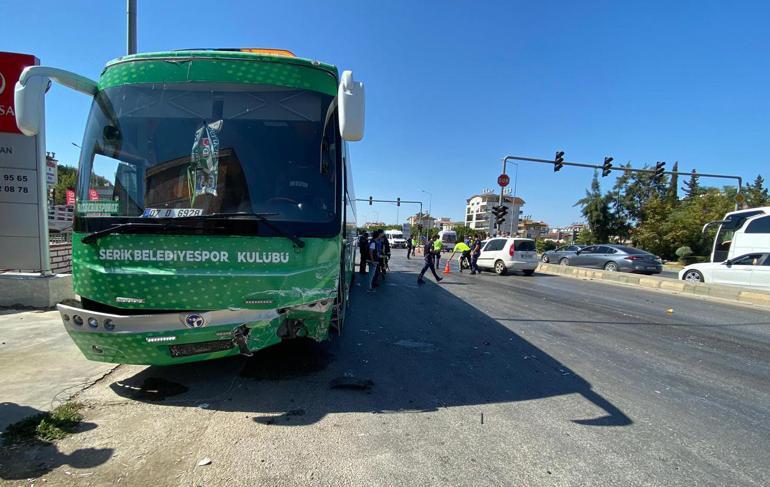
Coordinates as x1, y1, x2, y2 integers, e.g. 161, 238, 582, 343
537, 263, 770, 308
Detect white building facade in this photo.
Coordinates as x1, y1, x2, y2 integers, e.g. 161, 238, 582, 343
465, 192, 525, 235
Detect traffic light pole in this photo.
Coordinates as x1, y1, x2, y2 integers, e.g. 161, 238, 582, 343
498, 159, 507, 235
355, 198, 424, 244
501, 155, 744, 209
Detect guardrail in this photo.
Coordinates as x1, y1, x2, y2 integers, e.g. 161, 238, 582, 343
537, 263, 770, 308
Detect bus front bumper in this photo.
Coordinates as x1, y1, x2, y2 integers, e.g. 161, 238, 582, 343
57, 301, 333, 365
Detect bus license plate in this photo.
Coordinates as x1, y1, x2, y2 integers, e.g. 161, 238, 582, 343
143, 208, 203, 218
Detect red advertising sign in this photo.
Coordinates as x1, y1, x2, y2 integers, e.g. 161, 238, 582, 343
497, 174, 510, 187
66, 189, 76, 206
0, 52, 39, 134
88, 188, 99, 201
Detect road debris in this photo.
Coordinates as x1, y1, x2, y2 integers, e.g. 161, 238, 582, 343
197, 457, 212, 466
329, 376, 374, 390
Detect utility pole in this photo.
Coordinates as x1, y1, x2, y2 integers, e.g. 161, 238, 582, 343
127, 0, 137, 55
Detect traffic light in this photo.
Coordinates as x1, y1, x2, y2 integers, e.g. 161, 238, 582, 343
491, 205, 508, 226
602, 157, 613, 177
554, 151, 565, 172
396, 197, 401, 207
369, 196, 373, 205
654, 161, 666, 181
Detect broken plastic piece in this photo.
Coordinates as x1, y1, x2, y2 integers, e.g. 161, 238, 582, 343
231, 326, 253, 357
329, 376, 374, 390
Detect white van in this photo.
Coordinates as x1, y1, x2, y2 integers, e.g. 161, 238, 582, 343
384, 230, 406, 248
476, 237, 538, 275
437, 230, 457, 251
703, 206, 770, 262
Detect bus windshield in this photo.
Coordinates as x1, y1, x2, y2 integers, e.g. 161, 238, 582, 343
712, 210, 764, 262
76, 83, 338, 231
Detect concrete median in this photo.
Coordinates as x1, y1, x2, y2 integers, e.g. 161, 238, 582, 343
537, 263, 770, 308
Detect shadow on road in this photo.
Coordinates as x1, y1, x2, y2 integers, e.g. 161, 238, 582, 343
0, 403, 113, 480
108, 271, 632, 427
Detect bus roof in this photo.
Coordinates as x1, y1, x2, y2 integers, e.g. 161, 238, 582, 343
103, 49, 338, 79
99, 50, 339, 96
724, 206, 770, 217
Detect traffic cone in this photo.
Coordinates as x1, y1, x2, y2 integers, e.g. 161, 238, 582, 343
443, 260, 451, 274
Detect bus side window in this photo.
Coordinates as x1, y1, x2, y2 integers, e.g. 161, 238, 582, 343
746, 216, 770, 233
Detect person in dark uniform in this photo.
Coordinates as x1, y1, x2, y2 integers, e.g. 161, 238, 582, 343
470, 235, 482, 275
367, 230, 382, 292
406, 236, 413, 259
358, 231, 369, 274
379, 231, 391, 279
417, 235, 444, 285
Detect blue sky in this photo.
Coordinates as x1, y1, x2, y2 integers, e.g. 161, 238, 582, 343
4, 0, 769, 226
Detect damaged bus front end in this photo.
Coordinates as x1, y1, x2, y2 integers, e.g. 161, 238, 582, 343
17, 48, 364, 365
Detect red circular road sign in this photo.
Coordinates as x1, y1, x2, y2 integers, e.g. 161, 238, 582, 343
497, 174, 510, 187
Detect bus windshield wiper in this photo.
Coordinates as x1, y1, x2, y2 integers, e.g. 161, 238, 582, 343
81, 222, 168, 244
181, 212, 306, 248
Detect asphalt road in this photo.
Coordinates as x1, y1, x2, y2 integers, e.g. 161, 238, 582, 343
659, 269, 680, 279
2, 252, 768, 486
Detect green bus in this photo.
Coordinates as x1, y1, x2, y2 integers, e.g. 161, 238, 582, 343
15, 48, 365, 365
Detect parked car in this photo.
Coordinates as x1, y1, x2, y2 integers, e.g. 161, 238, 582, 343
541, 244, 586, 263
476, 237, 539, 275
560, 244, 662, 274
679, 252, 770, 289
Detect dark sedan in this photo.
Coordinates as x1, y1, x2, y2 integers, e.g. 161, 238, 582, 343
561, 244, 662, 274
541, 244, 586, 264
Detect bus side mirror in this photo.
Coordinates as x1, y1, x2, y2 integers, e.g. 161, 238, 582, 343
15, 66, 98, 136
338, 70, 365, 141
14, 71, 49, 136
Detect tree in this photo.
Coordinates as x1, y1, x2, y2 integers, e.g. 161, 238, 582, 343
609, 164, 668, 232
681, 169, 702, 199
574, 172, 614, 243
745, 174, 769, 208
633, 193, 675, 257
634, 186, 736, 259
575, 227, 595, 244
53, 165, 78, 205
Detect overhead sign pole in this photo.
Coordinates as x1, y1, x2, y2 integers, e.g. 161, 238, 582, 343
0, 52, 50, 275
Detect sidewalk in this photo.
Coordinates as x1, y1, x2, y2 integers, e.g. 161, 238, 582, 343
0, 309, 117, 432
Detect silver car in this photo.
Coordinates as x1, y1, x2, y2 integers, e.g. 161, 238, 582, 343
541, 244, 586, 264
561, 244, 662, 274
